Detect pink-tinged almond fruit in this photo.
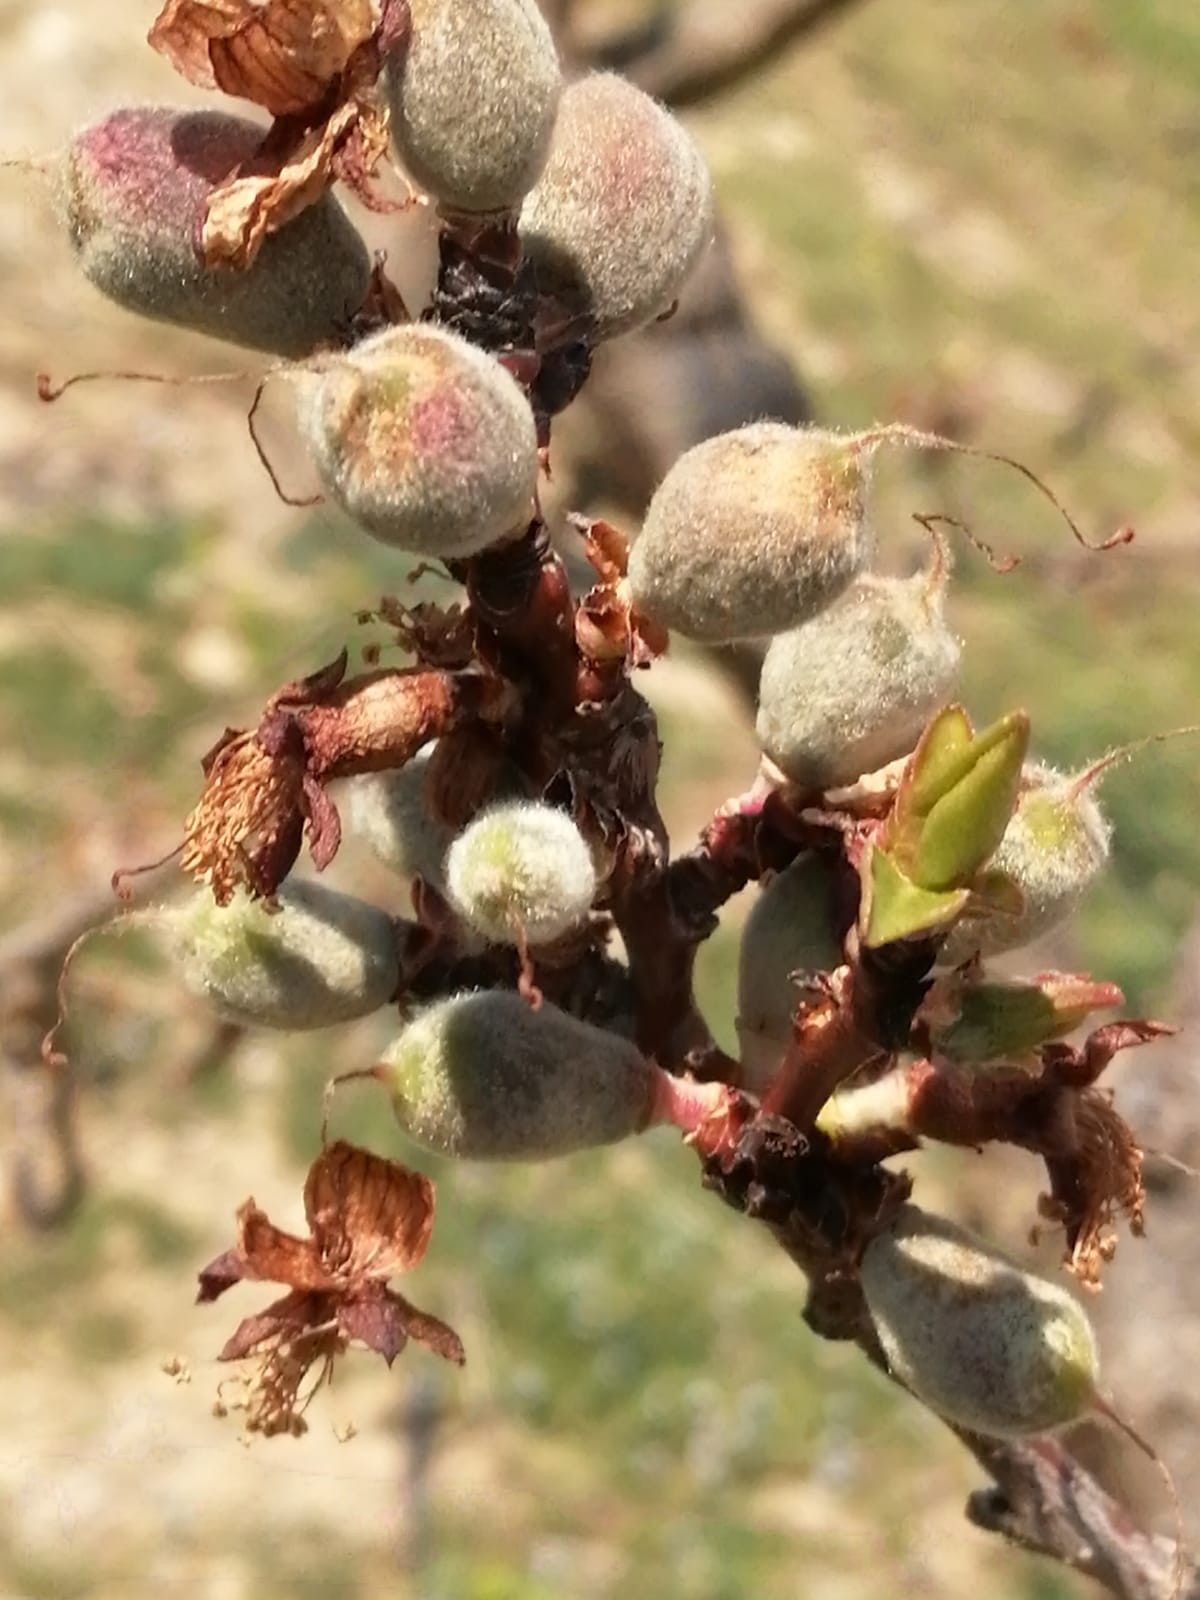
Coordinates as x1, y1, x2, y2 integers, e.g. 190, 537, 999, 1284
303, 323, 539, 557
62, 106, 371, 356
519, 73, 714, 341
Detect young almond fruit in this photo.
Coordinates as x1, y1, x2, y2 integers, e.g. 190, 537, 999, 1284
736, 854, 843, 1094
445, 801, 596, 948
387, 0, 561, 214
627, 424, 873, 642
756, 542, 962, 789
519, 73, 714, 341
172, 881, 399, 1030
377, 990, 655, 1159
943, 761, 1111, 961
303, 323, 539, 558
339, 746, 455, 892
861, 1204, 1101, 1437
61, 107, 371, 356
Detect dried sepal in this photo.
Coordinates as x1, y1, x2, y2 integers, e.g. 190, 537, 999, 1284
198, 1141, 462, 1438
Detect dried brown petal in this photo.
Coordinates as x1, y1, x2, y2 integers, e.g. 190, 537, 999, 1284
304, 1139, 435, 1280
149, 0, 376, 116
239, 1199, 334, 1288
200, 101, 360, 267
573, 515, 629, 586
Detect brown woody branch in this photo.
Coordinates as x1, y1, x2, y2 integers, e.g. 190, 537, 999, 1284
600, 0, 878, 110
961, 1431, 1194, 1600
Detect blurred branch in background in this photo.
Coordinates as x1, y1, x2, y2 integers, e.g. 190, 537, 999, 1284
592, 0, 878, 109
963, 1431, 1194, 1600
0, 871, 243, 1229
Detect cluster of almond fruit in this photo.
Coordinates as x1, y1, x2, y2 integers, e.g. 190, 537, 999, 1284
49, 0, 1164, 1477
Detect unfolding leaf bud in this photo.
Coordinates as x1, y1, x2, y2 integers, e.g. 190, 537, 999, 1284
303, 324, 539, 558
340, 746, 453, 890
387, 0, 561, 214
861, 1205, 1100, 1437
627, 425, 872, 642
61, 107, 371, 356
945, 763, 1111, 961
445, 801, 595, 947
172, 881, 399, 1030
736, 854, 842, 1094
378, 990, 654, 1159
519, 73, 714, 341
757, 549, 961, 788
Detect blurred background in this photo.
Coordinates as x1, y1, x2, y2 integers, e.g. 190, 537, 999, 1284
2, 1, 1199, 1596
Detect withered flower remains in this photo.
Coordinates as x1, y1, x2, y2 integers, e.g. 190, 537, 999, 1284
198, 1141, 463, 1437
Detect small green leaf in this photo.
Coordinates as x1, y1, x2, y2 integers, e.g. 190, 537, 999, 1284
932, 976, 1124, 1064
863, 846, 969, 948
906, 705, 975, 813
909, 712, 1029, 890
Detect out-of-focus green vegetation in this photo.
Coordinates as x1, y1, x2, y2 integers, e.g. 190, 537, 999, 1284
2, 2, 1198, 1597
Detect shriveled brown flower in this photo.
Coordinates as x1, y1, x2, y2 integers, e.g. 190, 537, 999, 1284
198, 1140, 463, 1437
148, 0, 410, 266
1038, 1088, 1147, 1290
180, 652, 505, 902
181, 726, 309, 904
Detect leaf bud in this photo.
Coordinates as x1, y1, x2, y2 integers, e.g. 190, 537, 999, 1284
627, 424, 872, 642
519, 73, 714, 341
387, 0, 561, 214
171, 880, 399, 1030
756, 545, 961, 788
736, 854, 842, 1094
303, 323, 539, 558
861, 1204, 1101, 1437
377, 990, 654, 1159
61, 107, 371, 356
339, 746, 454, 891
445, 801, 596, 947
944, 763, 1111, 961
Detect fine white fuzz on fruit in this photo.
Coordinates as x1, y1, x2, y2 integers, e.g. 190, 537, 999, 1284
627, 424, 873, 642
519, 73, 715, 341
303, 323, 539, 558
756, 546, 962, 788
861, 1205, 1101, 1437
172, 881, 399, 1030
387, 0, 561, 214
445, 801, 596, 947
736, 854, 842, 1094
943, 763, 1111, 961
378, 990, 654, 1159
62, 107, 371, 356
340, 746, 454, 891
